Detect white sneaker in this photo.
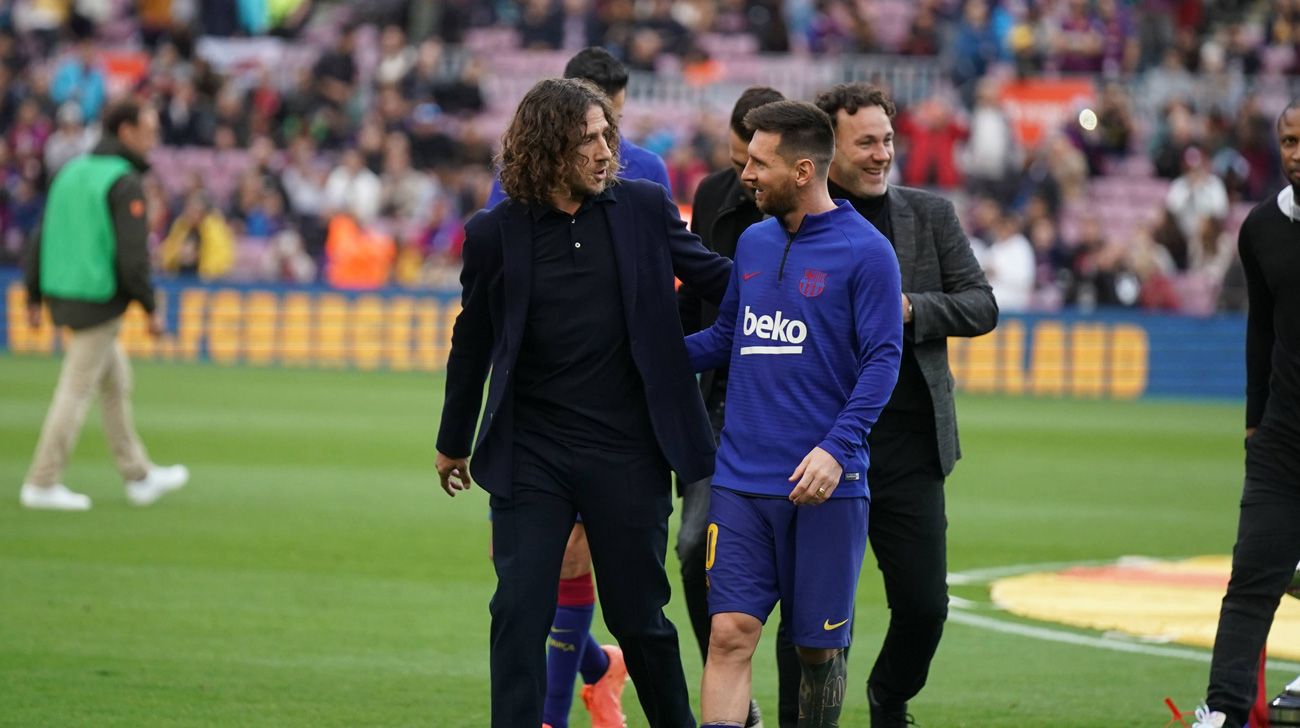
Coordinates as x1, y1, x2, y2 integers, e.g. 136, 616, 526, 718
21, 483, 92, 511
1192, 705, 1226, 728
126, 464, 189, 506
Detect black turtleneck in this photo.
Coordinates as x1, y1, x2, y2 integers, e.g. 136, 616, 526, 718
828, 178, 933, 431
830, 178, 893, 242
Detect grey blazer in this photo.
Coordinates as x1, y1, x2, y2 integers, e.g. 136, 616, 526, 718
886, 185, 998, 476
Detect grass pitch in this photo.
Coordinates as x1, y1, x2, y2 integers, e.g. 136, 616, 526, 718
0, 355, 1289, 726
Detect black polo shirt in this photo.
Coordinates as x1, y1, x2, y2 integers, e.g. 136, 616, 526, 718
512, 188, 657, 460
830, 180, 933, 432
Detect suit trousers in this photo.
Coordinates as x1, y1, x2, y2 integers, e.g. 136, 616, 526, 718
25, 316, 151, 487
488, 444, 694, 728
1207, 420, 1300, 728
776, 425, 948, 725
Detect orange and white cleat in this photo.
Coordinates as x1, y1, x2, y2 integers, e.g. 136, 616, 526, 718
580, 644, 628, 728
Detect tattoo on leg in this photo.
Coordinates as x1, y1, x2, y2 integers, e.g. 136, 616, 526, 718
797, 651, 847, 728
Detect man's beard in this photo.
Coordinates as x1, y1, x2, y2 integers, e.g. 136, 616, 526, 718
756, 182, 796, 218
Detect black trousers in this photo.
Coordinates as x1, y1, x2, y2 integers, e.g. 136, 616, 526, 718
1207, 421, 1300, 728
776, 426, 949, 725
489, 445, 695, 728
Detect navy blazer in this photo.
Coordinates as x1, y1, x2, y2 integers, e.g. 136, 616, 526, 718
436, 179, 734, 497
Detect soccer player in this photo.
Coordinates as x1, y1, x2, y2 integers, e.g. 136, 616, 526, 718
762, 83, 997, 728
486, 46, 674, 728
20, 99, 189, 511
1195, 100, 1300, 728
436, 77, 730, 728
685, 100, 903, 728
677, 84, 784, 728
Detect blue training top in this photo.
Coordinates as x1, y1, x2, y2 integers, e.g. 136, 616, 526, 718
485, 138, 672, 208
685, 200, 903, 499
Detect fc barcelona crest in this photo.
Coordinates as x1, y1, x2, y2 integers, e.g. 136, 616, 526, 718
799, 269, 828, 298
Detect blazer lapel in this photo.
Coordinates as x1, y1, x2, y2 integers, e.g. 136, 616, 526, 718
500, 204, 533, 349
888, 187, 917, 290
602, 194, 638, 324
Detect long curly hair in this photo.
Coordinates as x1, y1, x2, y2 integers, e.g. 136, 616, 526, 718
498, 78, 621, 206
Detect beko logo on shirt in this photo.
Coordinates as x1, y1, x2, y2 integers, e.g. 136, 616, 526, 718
741, 306, 807, 355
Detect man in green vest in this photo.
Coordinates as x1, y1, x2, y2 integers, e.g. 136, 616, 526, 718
20, 99, 188, 511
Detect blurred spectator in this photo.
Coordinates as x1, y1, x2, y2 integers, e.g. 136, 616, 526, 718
901, 1, 942, 56
50, 38, 105, 121
1045, 135, 1090, 202
160, 191, 236, 280
952, 0, 1006, 100
161, 77, 210, 147
1165, 146, 1228, 267
518, 0, 563, 50
262, 229, 317, 284
808, 0, 877, 55
559, 0, 600, 51
381, 132, 438, 222
324, 213, 395, 289
313, 25, 358, 111
961, 79, 1017, 200
375, 24, 417, 87
325, 148, 382, 224
43, 102, 97, 176
432, 58, 485, 116
9, 98, 52, 170
982, 210, 1036, 311
1093, 83, 1134, 161
1098, 0, 1140, 73
1055, 0, 1106, 73
897, 94, 966, 188
1027, 216, 1070, 303
1128, 227, 1181, 310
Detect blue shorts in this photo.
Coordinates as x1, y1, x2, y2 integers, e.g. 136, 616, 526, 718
705, 486, 868, 648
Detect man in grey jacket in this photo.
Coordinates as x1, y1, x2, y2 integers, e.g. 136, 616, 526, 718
771, 83, 998, 728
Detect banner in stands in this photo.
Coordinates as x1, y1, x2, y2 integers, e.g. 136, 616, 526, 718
999, 78, 1097, 147
1, 274, 1245, 401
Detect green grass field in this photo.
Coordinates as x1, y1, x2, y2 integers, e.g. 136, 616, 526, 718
0, 354, 1290, 727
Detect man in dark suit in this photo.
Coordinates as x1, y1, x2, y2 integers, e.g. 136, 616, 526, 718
435, 77, 731, 728
769, 83, 997, 728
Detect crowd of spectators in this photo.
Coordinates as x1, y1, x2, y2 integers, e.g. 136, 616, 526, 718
0, 0, 1295, 315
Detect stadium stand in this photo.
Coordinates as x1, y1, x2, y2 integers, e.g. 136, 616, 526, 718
0, 0, 1296, 314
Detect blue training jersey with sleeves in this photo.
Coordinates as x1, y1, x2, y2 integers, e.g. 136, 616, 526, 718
685, 200, 903, 499
485, 138, 672, 208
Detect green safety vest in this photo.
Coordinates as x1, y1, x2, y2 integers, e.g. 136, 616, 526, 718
39, 154, 133, 302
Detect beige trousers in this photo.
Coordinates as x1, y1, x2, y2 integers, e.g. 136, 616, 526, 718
25, 316, 152, 487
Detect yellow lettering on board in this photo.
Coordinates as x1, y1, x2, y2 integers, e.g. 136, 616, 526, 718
280, 292, 313, 367
962, 329, 999, 394
1070, 324, 1107, 398
208, 289, 243, 364
316, 294, 349, 367
1109, 324, 1149, 399
352, 295, 385, 371
176, 288, 207, 362
999, 319, 1027, 396
415, 299, 442, 372
1029, 322, 1067, 396
386, 297, 414, 371
245, 291, 279, 366
7, 283, 56, 354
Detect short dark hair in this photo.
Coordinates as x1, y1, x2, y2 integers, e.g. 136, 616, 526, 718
744, 100, 834, 174
103, 99, 148, 136
1279, 97, 1300, 132
814, 83, 897, 128
563, 47, 629, 98
730, 86, 785, 141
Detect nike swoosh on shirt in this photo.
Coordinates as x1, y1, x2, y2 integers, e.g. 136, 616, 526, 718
743, 271, 761, 280
823, 618, 850, 631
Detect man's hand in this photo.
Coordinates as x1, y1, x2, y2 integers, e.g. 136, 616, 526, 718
1246, 427, 1256, 440
902, 293, 913, 324
26, 304, 41, 329
788, 446, 843, 505
147, 311, 165, 338
437, 451, 473, 497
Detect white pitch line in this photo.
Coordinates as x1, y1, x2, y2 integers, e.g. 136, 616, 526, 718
947, 559, 1300, 672
948, 609, 1300, 672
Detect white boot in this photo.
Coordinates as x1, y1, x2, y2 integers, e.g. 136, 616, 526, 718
21, 483, 92, 511
126, 465, 189, 506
